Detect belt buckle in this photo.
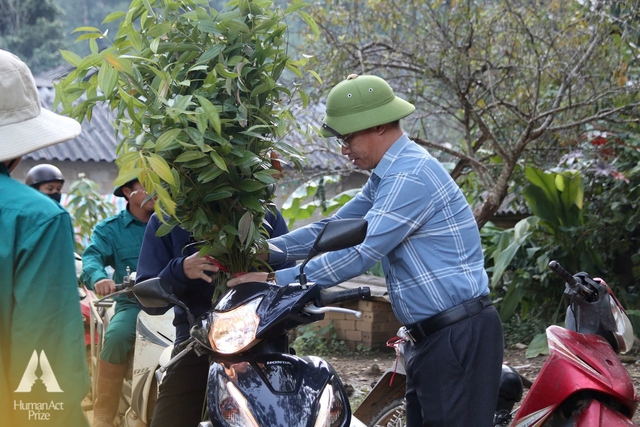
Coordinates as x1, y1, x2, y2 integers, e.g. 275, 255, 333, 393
398, 326, 416, 343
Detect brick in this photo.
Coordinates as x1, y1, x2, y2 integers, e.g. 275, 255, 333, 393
360, 309, 393, 323
344, 330, 362, 342
356, 321, 382, 333
361, 331, 393, 345
360, 300, 390, 312
335, 319, 356, 331
324, 312, 347, 321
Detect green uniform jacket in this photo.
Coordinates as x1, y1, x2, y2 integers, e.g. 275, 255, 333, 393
0, 164, 89, 427
80, 208, 146, 305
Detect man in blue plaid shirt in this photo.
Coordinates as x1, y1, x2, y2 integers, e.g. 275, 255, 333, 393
229, 74, 504, 427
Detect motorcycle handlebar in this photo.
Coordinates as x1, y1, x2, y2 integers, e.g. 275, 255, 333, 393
318, 287, 371, 307
548, 260, 577, 287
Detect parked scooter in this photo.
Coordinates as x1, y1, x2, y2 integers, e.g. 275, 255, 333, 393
88, 270, 175, 427
509, 261, 637, 426
133, 218, 372, 427
356, 260, 638, 427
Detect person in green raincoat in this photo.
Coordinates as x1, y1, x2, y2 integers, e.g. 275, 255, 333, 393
80, 178, 155, 427
0, 50, 90, 427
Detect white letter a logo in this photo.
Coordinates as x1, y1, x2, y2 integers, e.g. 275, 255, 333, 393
14, 350, 63, 393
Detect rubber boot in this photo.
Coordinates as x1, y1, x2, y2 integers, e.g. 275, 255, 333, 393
92, 359, 127, 427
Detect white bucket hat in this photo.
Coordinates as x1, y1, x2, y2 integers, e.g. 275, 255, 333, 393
0, 49, 81, 163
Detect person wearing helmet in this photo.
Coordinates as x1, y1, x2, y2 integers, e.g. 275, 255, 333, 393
0, 50, 90, 427
229, 74, 503, 427
25, 163, 65, 202
80, 177, 155, 427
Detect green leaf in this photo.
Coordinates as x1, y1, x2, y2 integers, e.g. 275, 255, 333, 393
155, 129, 183, 152
156, 222, 177, 237
104, 54, 135, 76
175, 151, 206, 162
526, 333, 549, 358
499, 283, 526, 322
240, 195, 264, 211
60, 50, 83, 67
209, 150, 229, 172
114, 168, 143, 188
238, 211, 253, 245
254, 170, 277, 184
203, 191, 233, 202
298, 11, 320, 36
215, 63, 239, 79
197, 167, 224, 183
239, 180, 265, 192
146, 154, 175, 185
195, 96, 221, 135
72, 26, 102, 33
102, 11, 127, 24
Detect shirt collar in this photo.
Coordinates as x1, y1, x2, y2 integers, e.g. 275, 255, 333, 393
372, 134, 412, 180
122, 205, 143, 226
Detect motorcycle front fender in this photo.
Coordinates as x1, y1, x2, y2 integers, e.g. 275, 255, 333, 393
352, 370, 406, 425
206, 353, 351, 427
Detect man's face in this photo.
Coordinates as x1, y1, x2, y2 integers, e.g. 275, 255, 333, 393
38, 181, 63, 195
340, 128, 380, 171
128, 181, 156, 212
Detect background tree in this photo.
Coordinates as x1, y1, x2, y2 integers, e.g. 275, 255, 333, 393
304, 0, 640, 228
0, 0, 68, 73
65, 173, 116, 253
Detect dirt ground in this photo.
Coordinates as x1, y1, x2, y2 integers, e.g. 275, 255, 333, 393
328, 344, 640, 424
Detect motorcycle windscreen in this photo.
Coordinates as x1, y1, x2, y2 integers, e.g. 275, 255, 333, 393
609, 296, 634, 354
206, 354, 350, 427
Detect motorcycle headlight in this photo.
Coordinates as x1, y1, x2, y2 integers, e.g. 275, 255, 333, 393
209, 297, 262, 354
314, 379, 348, 427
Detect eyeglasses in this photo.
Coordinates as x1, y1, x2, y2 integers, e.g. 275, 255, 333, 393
322, 123, 354, 148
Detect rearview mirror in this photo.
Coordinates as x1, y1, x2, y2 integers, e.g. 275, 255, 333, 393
132, 278, 174, 308
298, 219, 368, 285
133, 278, 196, 325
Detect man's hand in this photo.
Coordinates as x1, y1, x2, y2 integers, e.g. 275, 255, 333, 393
183, 253, 221, 283
95, 279, 117, 296
227, 272, 269, 287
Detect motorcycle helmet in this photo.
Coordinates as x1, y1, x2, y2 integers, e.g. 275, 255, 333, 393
25, 164, 65, 188
320, 74, 415, 138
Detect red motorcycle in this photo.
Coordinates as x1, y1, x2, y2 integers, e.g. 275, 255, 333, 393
79, 284, 98, 346
509, 261, 637, 426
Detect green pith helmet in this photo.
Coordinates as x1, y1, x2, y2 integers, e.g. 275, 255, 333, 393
321, 74, 415, 138
113, 178, 138, 197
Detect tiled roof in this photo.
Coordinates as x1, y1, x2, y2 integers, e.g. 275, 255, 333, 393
27, 66, 353, 172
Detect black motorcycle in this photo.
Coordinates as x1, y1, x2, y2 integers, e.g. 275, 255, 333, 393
133, 218, 372, 427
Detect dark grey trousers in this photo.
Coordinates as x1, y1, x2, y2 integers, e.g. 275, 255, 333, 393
404, 305, 504, 427
150, 349, 209, 427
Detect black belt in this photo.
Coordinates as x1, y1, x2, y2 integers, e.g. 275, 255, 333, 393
405, 295, 493, 344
